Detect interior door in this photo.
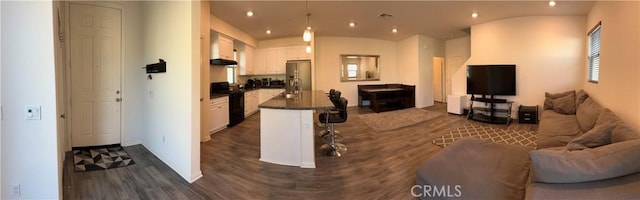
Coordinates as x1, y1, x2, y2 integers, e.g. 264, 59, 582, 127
69, 4, 122, 147
446, 56, 466, 97
433, 57, 445, 102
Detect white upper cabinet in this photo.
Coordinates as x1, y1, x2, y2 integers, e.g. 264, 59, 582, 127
211, 33, 234, 60
264, 48, 286, 74
285, 46, 310, 60
252, 46, 309, 75
238, 44, 255, 75
254, 48, 267, 75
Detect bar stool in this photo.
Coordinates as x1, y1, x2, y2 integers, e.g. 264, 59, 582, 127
317, 89, 337, 128
318, 90, 342, 138
319, 97, 348, 157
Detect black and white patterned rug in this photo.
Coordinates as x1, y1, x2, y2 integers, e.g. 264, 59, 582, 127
433, 123, 537, 149
73, 144, 135, 172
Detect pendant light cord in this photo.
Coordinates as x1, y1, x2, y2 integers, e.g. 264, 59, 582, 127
305, 0, 309, 28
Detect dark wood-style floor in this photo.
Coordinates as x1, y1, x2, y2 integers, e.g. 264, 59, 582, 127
63, 103, 537, 199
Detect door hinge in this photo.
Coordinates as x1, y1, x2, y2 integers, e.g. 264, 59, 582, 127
1, 106, 3, 120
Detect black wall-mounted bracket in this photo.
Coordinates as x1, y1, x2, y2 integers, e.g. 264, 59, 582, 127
143, 59, 166, 80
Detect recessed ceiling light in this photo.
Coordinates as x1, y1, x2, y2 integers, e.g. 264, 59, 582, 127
266, 29, 271, 34
392, 28, 398, 33
471, 12, 478, 18
349, 22, 356, 28
548, 1, 556, 6
246, 11, 254, 17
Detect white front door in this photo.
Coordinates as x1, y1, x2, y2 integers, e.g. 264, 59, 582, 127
69, 4, 122, 147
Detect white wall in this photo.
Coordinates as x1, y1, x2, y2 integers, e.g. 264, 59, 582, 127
315, 37, 398, 106
258, 37, 307, 48
451, 16, 586, 111
396, 35, 444, 108
140, 1, 201, 182
420, 35, 445, 107
585, 1, 640, 129
1, 1, 61, 199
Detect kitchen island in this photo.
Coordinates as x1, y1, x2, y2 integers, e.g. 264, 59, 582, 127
258, 90, 334, 168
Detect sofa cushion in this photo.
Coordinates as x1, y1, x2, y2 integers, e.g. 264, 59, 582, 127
530, 139, 640, 183
416, 138, 530, 199
595, 109, 640, 143
537, 110, 582, 149
551, 93, 576, 114
576, 98, 604, 132
564, 121, 614, 151
544, 90, 575, 111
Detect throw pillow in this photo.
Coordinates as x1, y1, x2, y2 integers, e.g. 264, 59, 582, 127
530, 139, 640, 183
551, 93, 576, 114
576, 98, 604, 132
544, 90, 575, 110
595, 109, 640, 143
564, 121, 614, 151
416, 138, 531, 199
575, 90, 589, 107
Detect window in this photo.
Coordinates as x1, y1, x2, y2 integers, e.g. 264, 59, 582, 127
347, 64, 358, 78
588, 22, 601, 83
227, 66, 235, 83
228, 49, 237, 83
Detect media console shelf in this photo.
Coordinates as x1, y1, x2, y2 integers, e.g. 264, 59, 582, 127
467, 95, 513, 125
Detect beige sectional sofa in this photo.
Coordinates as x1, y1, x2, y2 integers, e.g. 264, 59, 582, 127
526, 91, 640, 199
416, 90, 640, 199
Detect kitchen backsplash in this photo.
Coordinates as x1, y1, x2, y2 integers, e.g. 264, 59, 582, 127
238, 75, 286, 84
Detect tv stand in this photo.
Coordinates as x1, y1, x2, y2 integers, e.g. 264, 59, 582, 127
467, 95, 513, 125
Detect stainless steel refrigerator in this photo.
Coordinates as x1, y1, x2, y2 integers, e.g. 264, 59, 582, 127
286, 60, 312, 91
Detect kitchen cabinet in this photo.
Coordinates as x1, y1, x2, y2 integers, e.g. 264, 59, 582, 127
211, 33, 234, 60
209, 96, 229, 133
264, 48, 286, 74
244, 90, 259, 116
259, 89, 285, 104
239, 44, 255, 75
285, 46, 310, 60
254, 48, 267, 75
254, 47, 306, 75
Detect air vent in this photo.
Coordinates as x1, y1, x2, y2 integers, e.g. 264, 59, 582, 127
378, 12, 394, 19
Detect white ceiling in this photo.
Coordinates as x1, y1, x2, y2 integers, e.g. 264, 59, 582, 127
210, 1, 595, 41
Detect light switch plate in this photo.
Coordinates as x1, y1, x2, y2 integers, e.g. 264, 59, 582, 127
26, 105, 41, 120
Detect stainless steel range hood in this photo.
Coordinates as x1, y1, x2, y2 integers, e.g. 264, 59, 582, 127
210, 58, 237, 66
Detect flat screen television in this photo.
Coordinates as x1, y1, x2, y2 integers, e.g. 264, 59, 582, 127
466, 65, 516, 95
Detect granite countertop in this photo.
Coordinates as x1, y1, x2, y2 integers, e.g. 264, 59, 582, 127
258, 90, 335, 110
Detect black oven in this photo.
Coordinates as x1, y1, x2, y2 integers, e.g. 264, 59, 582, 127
210, 82, 244, 127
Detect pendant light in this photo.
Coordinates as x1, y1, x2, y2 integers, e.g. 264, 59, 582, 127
302, 1, 312, 42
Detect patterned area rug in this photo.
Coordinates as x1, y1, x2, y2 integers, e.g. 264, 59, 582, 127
73, 144, 135, 172
433, 123, 537, 148
358, 108, 443, 132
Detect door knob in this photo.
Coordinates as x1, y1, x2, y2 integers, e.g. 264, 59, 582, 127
116, 98, 122, 102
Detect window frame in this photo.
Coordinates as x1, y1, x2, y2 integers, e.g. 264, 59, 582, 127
347, 63, 358, 78
587, 22, 601, 84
